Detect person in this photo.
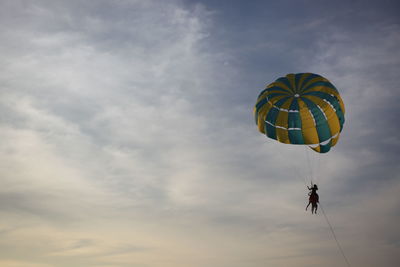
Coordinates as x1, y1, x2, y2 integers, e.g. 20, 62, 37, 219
306, 184, 319, 214
308, 184, 318, 196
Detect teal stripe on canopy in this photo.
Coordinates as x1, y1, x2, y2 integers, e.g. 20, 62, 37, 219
288, 98, 304, 144
302, 91, 345, 130
256, 88, 269, 99
319, 141, 332, 153
265, 97, 291, 140
303, 91, 340, 109
276, 77, 293, 92
267, 93, 288, 101
254, 98, 269, 123
300, 97, 332, 143
302, 81, 338, 94
266, 85, 292, 94
255, 98, 269, 113
294, 73, 303, 93
298, 73, 321, 91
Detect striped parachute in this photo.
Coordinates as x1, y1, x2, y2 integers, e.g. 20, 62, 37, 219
254, 73, 345, 153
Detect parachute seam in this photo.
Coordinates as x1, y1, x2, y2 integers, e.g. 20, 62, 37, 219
265, 119, 340, 142
308, 109, 316, 126
317, 104, 328, 120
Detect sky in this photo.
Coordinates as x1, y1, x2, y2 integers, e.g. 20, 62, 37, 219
0, 0, 399, 266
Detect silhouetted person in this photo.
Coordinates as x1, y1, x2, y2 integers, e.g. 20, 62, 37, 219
306, 184, 319, 214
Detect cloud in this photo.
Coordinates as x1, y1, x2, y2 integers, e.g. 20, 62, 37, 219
0, 0, 399, 266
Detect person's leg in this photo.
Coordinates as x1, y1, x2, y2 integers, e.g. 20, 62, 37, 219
306, 202, 311, 210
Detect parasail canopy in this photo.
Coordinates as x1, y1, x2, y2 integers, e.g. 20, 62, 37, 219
254, 73, 345, 153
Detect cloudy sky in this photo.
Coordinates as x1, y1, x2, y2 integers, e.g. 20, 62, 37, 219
1, 0, 399, 266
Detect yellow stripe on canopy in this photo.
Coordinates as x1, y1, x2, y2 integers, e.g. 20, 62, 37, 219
275, 98, 293, 144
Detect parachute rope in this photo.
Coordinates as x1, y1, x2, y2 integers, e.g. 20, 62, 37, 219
274, 146, 309, 188
315, 152, 321, 185
292, 160, 308, 188
320, 204, 351, 267
305, 147, 314, 184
